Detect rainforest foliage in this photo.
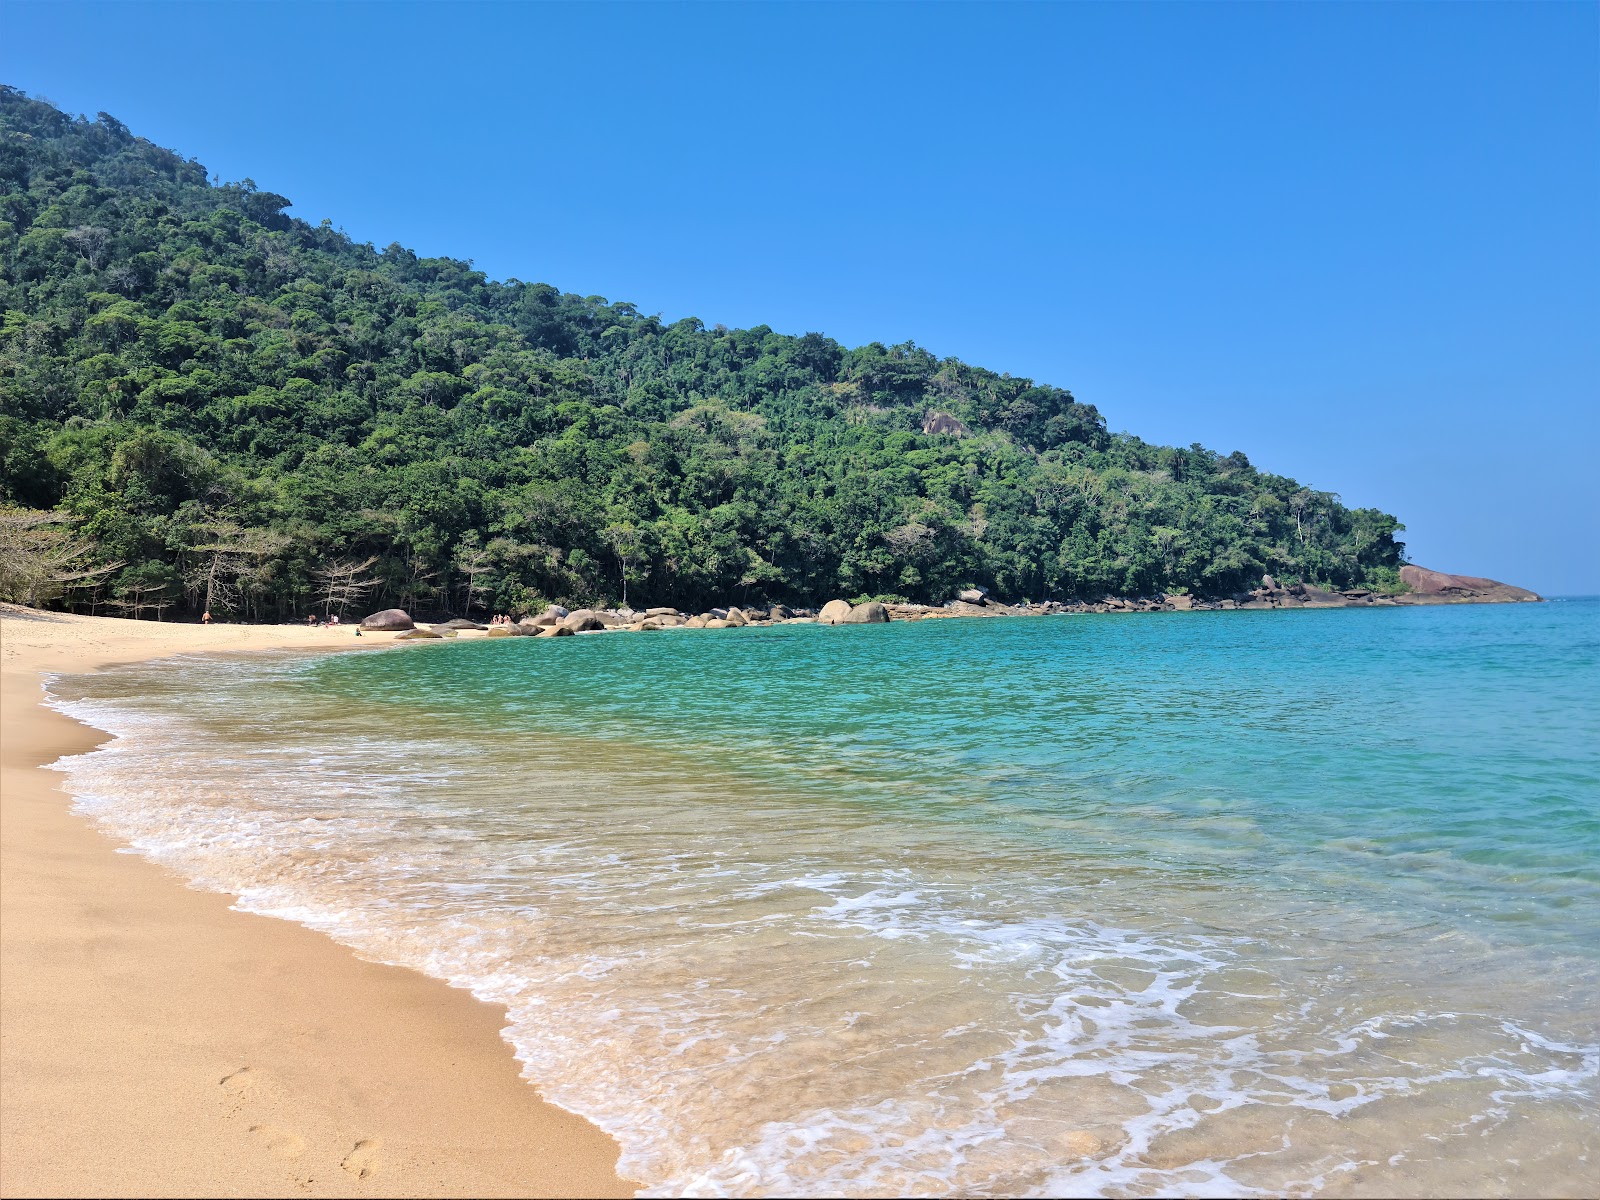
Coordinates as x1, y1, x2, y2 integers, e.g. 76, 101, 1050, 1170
0, 89, 1405, 618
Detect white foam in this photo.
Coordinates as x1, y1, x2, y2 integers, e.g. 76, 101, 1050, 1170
41, 668, 1600, 1198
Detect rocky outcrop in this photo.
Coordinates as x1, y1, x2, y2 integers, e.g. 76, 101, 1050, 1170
725, 607, 749, 627
536, 624, 575, 637
393, 627, 441, 640
957, 587, 989, 605
922, 411, 971, 437
360, 608, 413, 631
841, 601, 889, 624
1396, 565, 1541, 604
817, 599, 854, 625
560, 609, 607, 632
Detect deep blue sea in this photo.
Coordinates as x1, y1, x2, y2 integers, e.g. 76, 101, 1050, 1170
50, 599, 1599, 1197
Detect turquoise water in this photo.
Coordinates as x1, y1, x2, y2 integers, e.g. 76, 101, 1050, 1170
50, 600, 1600, 1196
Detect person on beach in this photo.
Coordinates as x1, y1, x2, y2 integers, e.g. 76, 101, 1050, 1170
330, 614, 340, 626
201, 610, 211, 625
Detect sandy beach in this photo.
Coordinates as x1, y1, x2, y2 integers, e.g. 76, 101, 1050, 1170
0, 607, 632, 1198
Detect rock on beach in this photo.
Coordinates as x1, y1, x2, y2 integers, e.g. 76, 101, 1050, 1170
360, 608, 414, 631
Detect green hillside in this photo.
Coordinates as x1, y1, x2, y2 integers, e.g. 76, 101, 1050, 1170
0, 88, 1404, 619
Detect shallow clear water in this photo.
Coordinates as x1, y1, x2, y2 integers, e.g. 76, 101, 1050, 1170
48, 601, 1600, 1197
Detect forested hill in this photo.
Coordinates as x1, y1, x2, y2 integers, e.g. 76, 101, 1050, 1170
0, 89, 1405, 619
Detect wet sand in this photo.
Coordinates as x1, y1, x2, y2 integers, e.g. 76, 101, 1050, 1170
0, 606, 632, 1198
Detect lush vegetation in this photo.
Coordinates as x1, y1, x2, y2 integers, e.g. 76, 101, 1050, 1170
0, 89, 1404, 619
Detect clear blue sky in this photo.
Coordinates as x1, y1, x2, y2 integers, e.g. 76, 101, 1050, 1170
6, 1, 1597, 593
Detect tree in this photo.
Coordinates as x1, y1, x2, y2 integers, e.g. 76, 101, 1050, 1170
311, 555, 381, 618
0, 507, 121, 607
452, 531, 494, 615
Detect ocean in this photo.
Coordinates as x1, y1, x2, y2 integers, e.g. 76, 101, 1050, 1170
46, 599, 1599, 1197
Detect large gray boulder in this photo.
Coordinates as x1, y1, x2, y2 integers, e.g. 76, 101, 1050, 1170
817, 599, 854, 625
645, 607, 679, 618
560, 608, 607, 632
536, 624, 575, 638
725, 607, 749, 627
394, 628, 442, 640
440, 618, 485, 630
841, 601, 890, 624
957, 587, 989, 605
360, 608, 414, 631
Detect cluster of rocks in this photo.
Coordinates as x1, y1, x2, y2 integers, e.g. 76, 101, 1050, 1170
358, 564, 1540, 641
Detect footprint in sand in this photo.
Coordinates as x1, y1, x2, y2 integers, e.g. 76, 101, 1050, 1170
219, 1065, 255, 1093
341, 1138, 381, 1180
248, 1123, 306, 1159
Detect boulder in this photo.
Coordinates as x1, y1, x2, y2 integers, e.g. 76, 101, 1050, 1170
684, 615, 708, 628
537, 624, 575, 638
360, 608, 414, 631
439, 618, 483, 630
704, 618, 729, 629
708, 607, 729, 620
644, 607, 679, 618
394, 628, 442, 640
957, 587, 989, 604
783, 616, 816, 624
767, 604, 792, 621
560, 608, 607, 633
485, 626, 514, 638
841, 601, 890, 624
1261, 574, 1279, 590
725, 607, 749, 627
1398, 565, 1542, 603
1167, 593, 1195, 611
817, 599, 854, 625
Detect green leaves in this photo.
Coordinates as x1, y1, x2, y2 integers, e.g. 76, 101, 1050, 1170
0, 88, 1406, 618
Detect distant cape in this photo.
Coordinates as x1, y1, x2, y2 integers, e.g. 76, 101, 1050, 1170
1398, 565, 1542, 604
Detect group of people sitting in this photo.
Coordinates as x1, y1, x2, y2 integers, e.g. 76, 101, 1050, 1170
488, 614, 517, 626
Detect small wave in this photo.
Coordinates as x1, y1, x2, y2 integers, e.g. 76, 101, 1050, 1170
42, 661, 1600, 1198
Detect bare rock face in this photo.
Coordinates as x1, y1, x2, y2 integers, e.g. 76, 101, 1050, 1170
817, 599, 854, 625
841, 601, 890, 624
360, 608, 413, 631
922, 411, 971, 437
957, 587, 989, 604
560, 609, 607, 632
1398, 565, 1542, 603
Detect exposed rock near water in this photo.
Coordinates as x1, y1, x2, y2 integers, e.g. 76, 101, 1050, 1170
1398, 565, 1542, 603
841, 601, 890, 624
467, 564, 1540, 648
817, 600, 854, 625
359, 608, 414, 631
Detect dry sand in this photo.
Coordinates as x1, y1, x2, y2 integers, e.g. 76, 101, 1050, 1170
0, 607, 632, 1198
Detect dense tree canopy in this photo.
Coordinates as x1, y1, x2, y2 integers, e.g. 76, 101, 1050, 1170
0, 89, 1404, 619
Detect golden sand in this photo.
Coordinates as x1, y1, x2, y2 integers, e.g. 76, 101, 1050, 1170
0, 606, 631, 1198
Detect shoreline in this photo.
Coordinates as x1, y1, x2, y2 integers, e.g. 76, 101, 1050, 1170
0, 608, 633, 1198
